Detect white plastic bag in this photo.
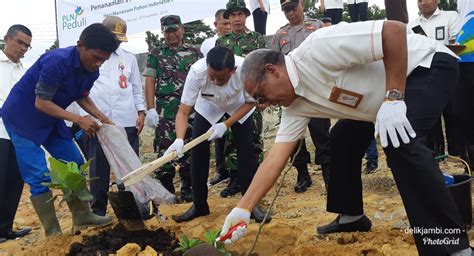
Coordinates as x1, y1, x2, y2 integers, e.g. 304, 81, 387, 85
97, 124, 176, 215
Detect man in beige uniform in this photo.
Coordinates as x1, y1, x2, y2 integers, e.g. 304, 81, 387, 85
272, 0, 330, 193
219, 20, 472, 256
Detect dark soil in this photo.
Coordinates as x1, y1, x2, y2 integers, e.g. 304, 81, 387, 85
67, 225, 179, 256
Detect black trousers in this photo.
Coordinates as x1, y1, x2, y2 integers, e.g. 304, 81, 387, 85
327, 53, 469, 255
191, 113, 258, 206
252, 8, 267, 35
348, 2, 368, 22
426, 102, 462, 157
452, 62, 474, 169
0, 139, 23, 234
69, 124, 87, 157
87, 127, 139, 216
325, 9, 343, 24
214, 137, 227, 175
292, 118, 331, 168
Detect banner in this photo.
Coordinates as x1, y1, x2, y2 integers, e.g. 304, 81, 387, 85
56, 0, 224, 47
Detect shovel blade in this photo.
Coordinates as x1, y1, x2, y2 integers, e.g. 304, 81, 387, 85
108, 191, 146, 231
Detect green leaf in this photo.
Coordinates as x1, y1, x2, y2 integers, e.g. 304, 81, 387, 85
64, 172, 85, 191
79, 159, 92, 175
66, 161, 79, 174
203, 229, 221, 245
175, 235, 204, 252
74, 188, 94, 202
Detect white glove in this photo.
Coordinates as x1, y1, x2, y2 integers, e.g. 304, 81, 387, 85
375, 100, 416, 148
208, 122, 227, 141
146, 109, 160, 128
220, 207, 251, 244
164, 139, 184, 158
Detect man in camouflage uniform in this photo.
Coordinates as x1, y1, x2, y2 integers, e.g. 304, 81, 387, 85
272, 0, 331, 193
144, 15, 202, 202
215, 0, 270, 223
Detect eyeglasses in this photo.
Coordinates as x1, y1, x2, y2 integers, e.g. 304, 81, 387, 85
12, 38, 32, 50
254, 82, 269, 106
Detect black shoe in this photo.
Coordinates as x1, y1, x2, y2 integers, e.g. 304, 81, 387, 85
250, 205, 272, 223
364, 160, 378, 174
220, 178, 240, 198
294, 165, 312, 193
180, 188, 193, 203
0, 228, 32, 240
317, 215, 372, 235
172, 204, 210, 223
208, 173, 229, 186
0, 238, 6, 243
294, 177, 312, 193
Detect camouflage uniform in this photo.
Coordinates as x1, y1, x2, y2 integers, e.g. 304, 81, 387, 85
144, 43, 202, 182
216, 30, 266, 172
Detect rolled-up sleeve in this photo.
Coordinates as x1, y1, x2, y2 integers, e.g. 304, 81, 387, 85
302, 20, 385, 70
180, 68, 202, 107
35, 54, 64, 100
274, 109, 309, 143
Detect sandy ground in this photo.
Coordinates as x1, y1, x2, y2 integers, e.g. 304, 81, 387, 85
1, 114, 474, 255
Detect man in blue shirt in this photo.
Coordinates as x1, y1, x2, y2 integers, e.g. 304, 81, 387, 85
2, 23, 119, 237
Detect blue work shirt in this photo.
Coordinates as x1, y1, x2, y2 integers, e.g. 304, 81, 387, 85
2, 46, 99, 145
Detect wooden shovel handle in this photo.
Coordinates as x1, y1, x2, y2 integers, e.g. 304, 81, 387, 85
120, 130, 213, 188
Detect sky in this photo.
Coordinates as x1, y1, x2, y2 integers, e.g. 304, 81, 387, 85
0, 0, 419, 67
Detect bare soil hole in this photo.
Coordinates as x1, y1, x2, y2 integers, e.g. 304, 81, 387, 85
68, 224, 179, 256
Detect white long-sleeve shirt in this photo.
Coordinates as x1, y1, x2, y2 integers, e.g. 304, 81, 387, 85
276, 20, 456, 143
80, 47, 145, 127
0, 51, 25, 140
180, 56, 255, 125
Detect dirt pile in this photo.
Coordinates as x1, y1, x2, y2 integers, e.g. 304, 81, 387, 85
67, 225, 178, 256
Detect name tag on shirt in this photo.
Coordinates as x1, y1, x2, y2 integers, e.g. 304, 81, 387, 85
436, 26, 445, 41
329, 87, 363, 108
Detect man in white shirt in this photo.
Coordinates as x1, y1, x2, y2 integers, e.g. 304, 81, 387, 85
81, 16, 146, 216
200, 9, 231, 57
201, 9, 232, 186
408, 0, 461, 159
0, 24, 32, 243
408, 0, 460, 45
219, 20, 471, 255
250, 0, 270, 35
167, 47, 262, 223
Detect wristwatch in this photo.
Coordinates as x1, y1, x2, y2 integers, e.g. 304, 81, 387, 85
385, 89, 404, 101
138, 110, 146, 116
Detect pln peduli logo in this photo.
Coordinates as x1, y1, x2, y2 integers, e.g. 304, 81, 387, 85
62, 6, 87, 30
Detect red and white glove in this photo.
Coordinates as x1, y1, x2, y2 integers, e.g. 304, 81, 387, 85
219, 208, 250, 244
208, 122, 227, 141
375, 100, 416, 148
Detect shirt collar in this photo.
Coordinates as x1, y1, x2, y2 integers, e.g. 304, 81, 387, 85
113, 47, 123, 57
284, 55, 299, 89
0, 50, 23, 67
420, 8, 441, 21
73, 47, 83, 70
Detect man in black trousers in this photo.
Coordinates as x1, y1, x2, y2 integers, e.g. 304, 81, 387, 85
0, 24, 33, 243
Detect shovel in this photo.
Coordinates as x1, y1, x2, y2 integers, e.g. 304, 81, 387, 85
108, 130, 213, 230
